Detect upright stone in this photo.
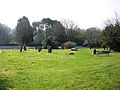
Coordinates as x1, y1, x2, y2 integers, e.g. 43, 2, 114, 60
48, 46, 52, 53
93, 49, 96, 54
20, 45, 23, 52
38, 46, 42, 52
61, 44, 64, 49
35, 44, 38, 49
23, 45, 26, 51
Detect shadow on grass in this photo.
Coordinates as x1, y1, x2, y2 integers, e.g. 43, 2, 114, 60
0, 77, 14, 90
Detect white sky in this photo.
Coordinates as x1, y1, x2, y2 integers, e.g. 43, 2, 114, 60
0, 0, 120, 29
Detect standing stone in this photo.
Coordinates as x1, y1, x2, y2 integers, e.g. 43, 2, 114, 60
93, 49, 96, 54
23, 45, 26, 51
61, 44, 64, 49
38, 46, 42, 52
48, 46, 52, 53
35, 45, 37, 49
20, 45, 23, 52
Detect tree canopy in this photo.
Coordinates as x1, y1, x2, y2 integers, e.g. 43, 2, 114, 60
16, 16, 33, 45
0, 23, 11, 44
102, 15, 120, 51
1, 13, 120, 52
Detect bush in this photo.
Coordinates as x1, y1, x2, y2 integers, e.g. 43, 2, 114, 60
64, 41, 77, 49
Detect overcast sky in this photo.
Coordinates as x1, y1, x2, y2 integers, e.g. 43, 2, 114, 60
0, 0, 120, 29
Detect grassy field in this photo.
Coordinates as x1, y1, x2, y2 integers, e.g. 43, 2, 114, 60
0, 48, 120, 90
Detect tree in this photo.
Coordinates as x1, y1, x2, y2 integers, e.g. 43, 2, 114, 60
9, 28, 16, 44
84, 27, 102, 48
102, 25, 114, 50
32, 21, 44, 49
41, 18, 66, 48
102, 13, 120, 51
61, 19, 77, 41
61, 19, 84, 45
51, 20, 67, 45
16, 16, 33, 44
16, 16, 33, 50
0, 23, 11, 44
32, 18, 67, 48
41, 18, 54, 38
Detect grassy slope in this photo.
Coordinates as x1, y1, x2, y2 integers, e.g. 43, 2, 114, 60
0, 48, 120, 90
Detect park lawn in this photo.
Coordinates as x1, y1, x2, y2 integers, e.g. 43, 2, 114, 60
0, 48, 120, 90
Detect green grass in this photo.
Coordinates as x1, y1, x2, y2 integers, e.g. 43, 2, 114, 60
0, 48, 120, 90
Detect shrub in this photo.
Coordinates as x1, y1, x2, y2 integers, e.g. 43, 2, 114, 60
64, 41, 77, 49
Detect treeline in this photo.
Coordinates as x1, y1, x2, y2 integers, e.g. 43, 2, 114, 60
15, 16, 102, 49
0, 23, 12, 44
0, 14, 120, 51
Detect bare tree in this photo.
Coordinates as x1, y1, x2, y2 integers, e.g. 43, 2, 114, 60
84, 27, 102, 48
61, 19, 78, 30
61, 19, 84, 45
